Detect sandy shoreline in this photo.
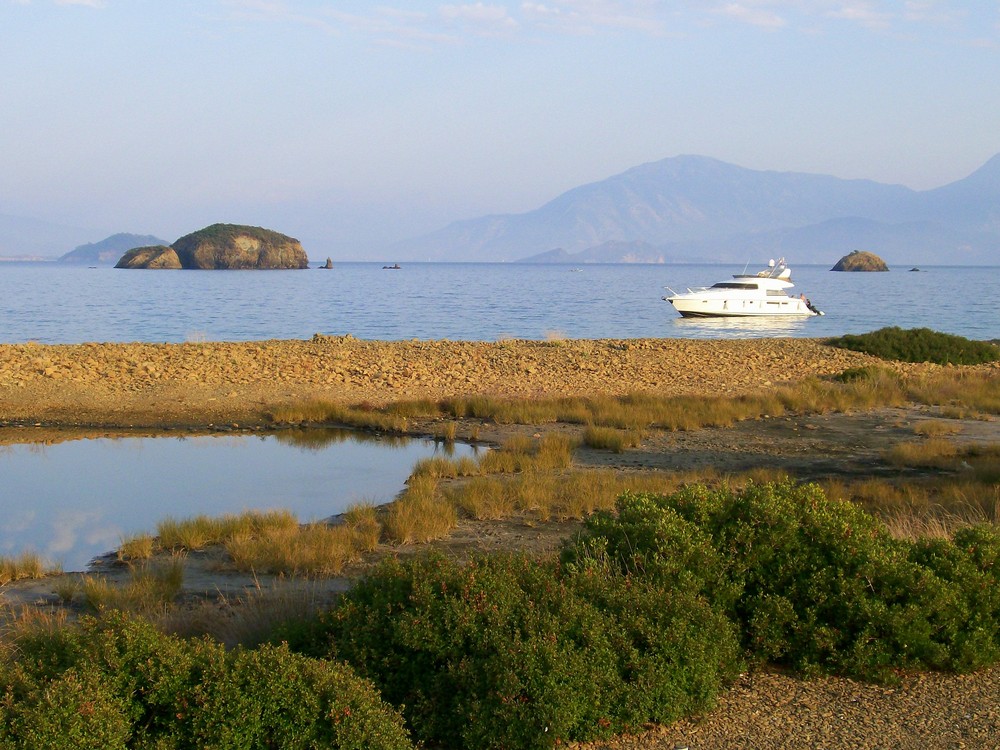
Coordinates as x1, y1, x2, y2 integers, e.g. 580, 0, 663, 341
1, 335, 885, 429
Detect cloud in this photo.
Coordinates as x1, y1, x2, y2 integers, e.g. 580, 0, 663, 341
823, 1, 893, 30
55, 0, 106, 7
212, 1, 992, 47
520, 0, 666, 36
714, 2, 788, 29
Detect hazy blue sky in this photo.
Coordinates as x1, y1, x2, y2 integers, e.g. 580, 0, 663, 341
3, 1, 998, 256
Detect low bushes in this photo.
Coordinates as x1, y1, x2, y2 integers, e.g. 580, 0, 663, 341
827, 326, 1000, 365
0, 611, 414, 749
291, 552, 740, 750
566, 480, 1000, 681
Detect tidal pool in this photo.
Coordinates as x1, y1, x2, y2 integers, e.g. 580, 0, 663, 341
1, 430, 478, 571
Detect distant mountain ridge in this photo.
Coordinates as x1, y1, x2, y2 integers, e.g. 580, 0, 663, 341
391, 155, 1000, 265
59, 233, 168, 264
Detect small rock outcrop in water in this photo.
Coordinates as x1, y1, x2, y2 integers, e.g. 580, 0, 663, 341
116, 224, 309, 270
831, 250, 889, 272
116, 246, 182, 269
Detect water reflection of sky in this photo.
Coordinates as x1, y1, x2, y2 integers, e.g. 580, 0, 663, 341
1, 432, 477, 571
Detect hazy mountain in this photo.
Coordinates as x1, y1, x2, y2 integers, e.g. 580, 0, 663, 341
59, 233, 168, 264
0, 213, 97, 260
390, 155, 1000, 265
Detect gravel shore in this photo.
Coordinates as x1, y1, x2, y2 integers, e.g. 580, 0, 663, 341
0, 335, 883, 428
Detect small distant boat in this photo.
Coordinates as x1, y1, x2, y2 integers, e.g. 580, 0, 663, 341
382, 263, 401, 270
663, 258, 823, 318
909, 267, 921, 272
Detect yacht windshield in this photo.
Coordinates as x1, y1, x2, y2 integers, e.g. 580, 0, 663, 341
710, 282, 758, 290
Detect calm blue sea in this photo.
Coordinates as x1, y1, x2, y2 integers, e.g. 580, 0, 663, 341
1, 261, 997, 344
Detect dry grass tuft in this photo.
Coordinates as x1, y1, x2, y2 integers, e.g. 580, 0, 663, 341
383, 475, 457, 544
0, 552, 53, 585
913, 419, 963, 437
81, 556, 186, 613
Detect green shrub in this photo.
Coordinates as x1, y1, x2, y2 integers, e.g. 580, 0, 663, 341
306, 552, 740, 750
571, 481, 1000, 681
1, 612, 414, 750
827, 327, 1000, 365
907, 525, 1000, 671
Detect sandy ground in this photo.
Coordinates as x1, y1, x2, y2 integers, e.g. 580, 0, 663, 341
2, 336, 1000, 749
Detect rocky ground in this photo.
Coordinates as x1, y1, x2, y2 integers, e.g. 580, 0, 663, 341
1, 335, 885, 427
2, 336, 999, 749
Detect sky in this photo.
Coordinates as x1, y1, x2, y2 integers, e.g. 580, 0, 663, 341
2, 1, 999, 258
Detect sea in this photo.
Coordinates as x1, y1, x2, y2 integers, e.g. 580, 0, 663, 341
0, 260, 997, 344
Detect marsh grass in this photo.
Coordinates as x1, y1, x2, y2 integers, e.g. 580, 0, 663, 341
582, 426, 645, 452
383, 475, 458, 544
820, 474, 1000, 539
441, 466, 779, 524
156, 580, 333, 649
226, 523, 365, 577
0, 552, 52, 585
82, 556, 186, 613
117, 532, 156, 562
270, 366, 995, 446
907, 368, 1000, 417
885, 438, 961, 469
0, 605, 70, 661
913, 419, 963, 437
155, 510, 298, 552
269, 399, 413, 432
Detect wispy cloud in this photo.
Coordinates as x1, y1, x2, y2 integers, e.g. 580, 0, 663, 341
714, 2, 788, 29
824, 1, 893, 30
214, 1, 994, 47
55, 0, 106, 7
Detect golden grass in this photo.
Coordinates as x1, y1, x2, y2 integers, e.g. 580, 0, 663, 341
155, 510, 299, 552
156, 580, 335, 650
382, 475, 457, 544
118, 532, 156, 562
913, 419, 963, 437
81, 556, 186, 613
884, 438, 961, 469
582, 426, 644, 453
905, 368, 1000, 417
820, 475, 1000, 539
269, 399, 412, 432
0, 552, 53, 585
0, 605, 71, 661
270, 365, 996, 446
226, 523, 364, 577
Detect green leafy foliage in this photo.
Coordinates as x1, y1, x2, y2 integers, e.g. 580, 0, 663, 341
827, 327, 999, 365
1, 612, 413, 750
570, 481, 1000, 681
300, 552, 740, 750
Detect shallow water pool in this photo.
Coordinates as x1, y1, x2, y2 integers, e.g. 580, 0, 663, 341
1, 429, 478, 571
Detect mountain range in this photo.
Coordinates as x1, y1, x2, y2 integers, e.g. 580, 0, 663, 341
58, 233, 168, 265
390, 154, 1000, 266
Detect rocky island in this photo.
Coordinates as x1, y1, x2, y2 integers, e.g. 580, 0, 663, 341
116, 223, 309, 270
831, 249, 889, 271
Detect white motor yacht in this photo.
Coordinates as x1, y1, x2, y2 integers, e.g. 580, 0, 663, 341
663, 259, 823, 318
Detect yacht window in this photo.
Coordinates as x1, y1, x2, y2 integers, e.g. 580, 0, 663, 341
766, 289, 788, 297
711, 282, 757, 290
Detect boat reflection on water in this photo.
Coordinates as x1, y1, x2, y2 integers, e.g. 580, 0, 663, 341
669, 314, 812, 339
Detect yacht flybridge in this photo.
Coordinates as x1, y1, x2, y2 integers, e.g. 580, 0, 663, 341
663, 259, 823, 318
